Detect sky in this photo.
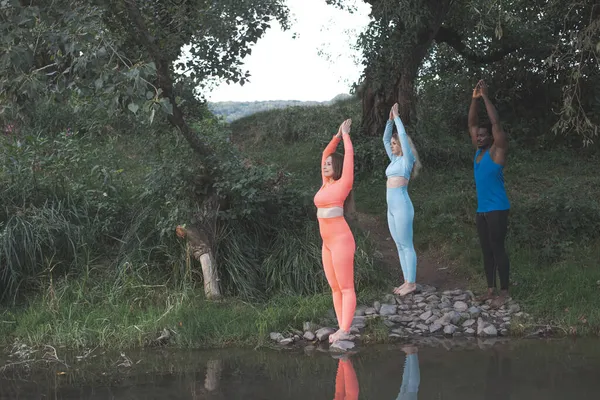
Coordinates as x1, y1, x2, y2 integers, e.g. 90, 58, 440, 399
205, 0, 371, 103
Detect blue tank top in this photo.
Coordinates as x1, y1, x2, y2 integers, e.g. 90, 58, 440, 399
474, 149, 510, 213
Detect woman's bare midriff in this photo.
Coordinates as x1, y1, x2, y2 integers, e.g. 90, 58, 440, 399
387, 176, 409, 188
317, 207, 344, 218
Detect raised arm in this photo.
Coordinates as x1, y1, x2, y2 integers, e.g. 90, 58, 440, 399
337, 119, 354, 190
391, 104, 414, 163
468, 81, 481, 148
480, 81, 507, 150
321, 131, 341, 184
383, 111, 394, 160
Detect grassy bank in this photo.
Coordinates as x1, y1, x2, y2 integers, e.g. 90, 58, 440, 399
231, 100, 600, 337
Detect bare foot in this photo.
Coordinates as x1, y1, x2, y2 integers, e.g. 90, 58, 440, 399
399, 283, 417, 296
476, 288, 495, 303
490, 290, 509, 309
330, 328, 351, 343
329, 330, 338, 344
333, 329, 354, 343
393, 281, 408, 294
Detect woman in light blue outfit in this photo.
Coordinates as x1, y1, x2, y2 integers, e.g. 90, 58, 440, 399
397, 345, 420, 400
383, 103, 422, 296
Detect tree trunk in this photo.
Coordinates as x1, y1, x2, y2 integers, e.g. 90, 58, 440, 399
360, 0, 452, 136
204, 359, 223, 391
177, 224, 222, 300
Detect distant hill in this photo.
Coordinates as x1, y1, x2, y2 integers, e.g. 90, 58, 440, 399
208, 93, 353, 122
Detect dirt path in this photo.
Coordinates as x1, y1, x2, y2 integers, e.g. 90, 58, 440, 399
354, 211, 467, 291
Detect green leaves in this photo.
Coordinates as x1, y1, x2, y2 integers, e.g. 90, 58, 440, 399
127, 103, 139, 114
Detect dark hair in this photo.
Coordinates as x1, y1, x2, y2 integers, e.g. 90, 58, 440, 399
482, 123, 493, 136
329, 152, 355, 215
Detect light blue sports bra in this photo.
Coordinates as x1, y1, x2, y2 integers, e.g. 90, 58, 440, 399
383, 117, 415, 179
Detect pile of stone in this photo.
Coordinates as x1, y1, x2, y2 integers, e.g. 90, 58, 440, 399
269, 285, 529, 350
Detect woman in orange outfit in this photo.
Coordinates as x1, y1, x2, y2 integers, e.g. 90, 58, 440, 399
313, 118, 356, 344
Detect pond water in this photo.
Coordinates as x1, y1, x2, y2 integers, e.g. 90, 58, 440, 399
1, 337, 599, 399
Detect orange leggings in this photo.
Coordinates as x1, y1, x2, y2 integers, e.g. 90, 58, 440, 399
319, 217, 356, 332
334, 359, 359, 400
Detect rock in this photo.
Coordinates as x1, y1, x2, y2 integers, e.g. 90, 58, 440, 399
500, 329, 509, 336
454, 301, 469, 312
468, 306, 481, 317
426, 295, 440, 302
364, 307, 377, 315
315, 328, 336, 342
303, 331, 316, 341
383, 294, 396, 305
373, 301, 381, 312
417, 302, 428, 309
417, 324, 429, 331
330, 340, 355, 352
462, 319, 476, 328
270, 332, 284, 342
453, 293, 469, 301
508, 303, 521, 313
383, 319, 396, 328
464, 328, 476, 336
389, 315, 414, 323
482, 325, 498, 337
294, 335, 301, 341
460, 312, 471, 320
425, 316, 437, 325
351, 317, 367, 329
354, 305, 368, 316
449, 311, 462, 325
444, 325, 457, 335
398, 304, 410, 311
481, 305, 491, 311
418, 284, 436, 293
350, 326, 361, 334
380, 304, 398, 316
280, 338, 294, 345
430, 323, 443, 333
502, 317, 511, 322
419, 310, 433, 321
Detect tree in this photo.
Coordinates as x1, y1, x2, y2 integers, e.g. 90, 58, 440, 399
328, 0, 599, 143
0, 0, 291, 299
1, 0, 289, 155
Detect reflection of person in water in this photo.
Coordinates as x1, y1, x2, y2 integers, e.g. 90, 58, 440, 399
334, 357, 359, 400
484, 350, 512, 400
397, 345, 420, 400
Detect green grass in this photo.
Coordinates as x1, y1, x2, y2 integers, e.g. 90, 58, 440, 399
0, 269, 335, 349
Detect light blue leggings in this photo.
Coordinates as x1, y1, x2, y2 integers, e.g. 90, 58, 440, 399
387, 186, 417, 283
396, 353, 420, 400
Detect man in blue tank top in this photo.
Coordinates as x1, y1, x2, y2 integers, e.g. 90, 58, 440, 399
468, 80, 510, 309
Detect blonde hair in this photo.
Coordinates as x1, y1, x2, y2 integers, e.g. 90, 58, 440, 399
392, 133, 422, 179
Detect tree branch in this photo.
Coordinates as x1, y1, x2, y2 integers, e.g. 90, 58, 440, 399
122, 0, 213, 160
435, 26, 518, 64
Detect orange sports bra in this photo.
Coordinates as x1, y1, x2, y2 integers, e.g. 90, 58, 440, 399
313, 133, 354, 209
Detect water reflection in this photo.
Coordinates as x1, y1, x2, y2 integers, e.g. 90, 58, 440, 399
334, 357, 359, 400
397, 345, 420, 400
1, 339, 599, 399
484, 350, 512, 400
